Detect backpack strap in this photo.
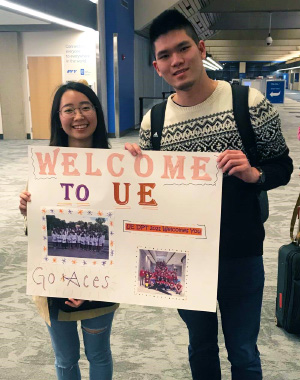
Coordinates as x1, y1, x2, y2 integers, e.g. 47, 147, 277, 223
231, 85, 258, 165
150, 100, 167, 151
232, 85, 269, 223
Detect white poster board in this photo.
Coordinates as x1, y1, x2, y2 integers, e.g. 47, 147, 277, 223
27, 147, 222, 312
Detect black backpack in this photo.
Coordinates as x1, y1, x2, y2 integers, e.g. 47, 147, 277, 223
150, 85, 269, 223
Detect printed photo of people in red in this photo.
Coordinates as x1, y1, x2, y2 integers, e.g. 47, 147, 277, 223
138, 249, 185, 297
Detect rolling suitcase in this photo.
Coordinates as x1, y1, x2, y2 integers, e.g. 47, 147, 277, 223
276, 194, 300, 333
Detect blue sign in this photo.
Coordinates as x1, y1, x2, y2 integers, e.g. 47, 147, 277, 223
80, 69, 85, 75
266, 80, 285, 104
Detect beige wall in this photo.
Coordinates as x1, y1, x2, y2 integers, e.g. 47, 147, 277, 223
21, 30, 97, 137
0, 32, 26, 139
0, 104, 3, 135
291, 69, 300, 90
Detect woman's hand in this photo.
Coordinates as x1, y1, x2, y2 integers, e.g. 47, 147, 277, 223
65, 298, 85, 308
19, 191, 31, 216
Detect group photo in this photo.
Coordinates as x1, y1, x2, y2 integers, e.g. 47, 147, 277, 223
137, 249, 186, 297
46, 214, 109, 260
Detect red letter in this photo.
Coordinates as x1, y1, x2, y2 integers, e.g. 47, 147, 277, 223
113, 182, 130, 205
138, 183, 157, 206
35, 148, 60, 175
161, 155, 186, 179
191, 157, 212, 181
134, 154, 153, 177
107, 153, 124, 177
61, 153, 80, 176
86, 153, 102, 176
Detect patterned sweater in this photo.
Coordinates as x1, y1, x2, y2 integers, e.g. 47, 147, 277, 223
139, 81, 293, 258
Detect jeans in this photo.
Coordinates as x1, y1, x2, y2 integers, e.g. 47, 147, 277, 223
178, 256, 264, 380
47, 306, 115, 380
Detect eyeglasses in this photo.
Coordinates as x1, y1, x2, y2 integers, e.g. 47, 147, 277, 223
59, 103, 96, 119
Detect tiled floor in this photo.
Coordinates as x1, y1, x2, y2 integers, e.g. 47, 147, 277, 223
0, 94, 299, 380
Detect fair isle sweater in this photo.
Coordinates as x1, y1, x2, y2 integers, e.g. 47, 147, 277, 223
139, 81, 293, 259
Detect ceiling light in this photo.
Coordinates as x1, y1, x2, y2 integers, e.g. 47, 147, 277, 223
203, 62, 217, 71
206, 57, 223, 70
203, 60, 220, 70
277, 65, 300, 71
203, 62, 216, 70
203, 63, 217, 71
0, 0, 95, 32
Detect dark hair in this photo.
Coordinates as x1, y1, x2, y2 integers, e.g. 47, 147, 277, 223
149, 9, 199, 56
50, 81, 110, 149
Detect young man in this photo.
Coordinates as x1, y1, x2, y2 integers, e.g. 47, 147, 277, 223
125, 9, 293, 380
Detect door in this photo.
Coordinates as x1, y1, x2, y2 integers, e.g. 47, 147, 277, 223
27, 56, 62, 139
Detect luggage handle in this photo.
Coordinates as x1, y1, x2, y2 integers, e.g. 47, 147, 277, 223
290, 194, 300, 245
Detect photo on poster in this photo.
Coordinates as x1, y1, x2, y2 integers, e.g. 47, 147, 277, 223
137, 249, 187, 298
41, 208, 113, 264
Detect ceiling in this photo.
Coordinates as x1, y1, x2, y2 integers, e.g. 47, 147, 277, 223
0, 7, 68, 31
0, 8, 48, 25
2, 0, 300, 65
136, 0, 300, 65
0, 0, 97, 32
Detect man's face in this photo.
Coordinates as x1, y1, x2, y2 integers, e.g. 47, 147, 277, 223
153, 29, 206, 92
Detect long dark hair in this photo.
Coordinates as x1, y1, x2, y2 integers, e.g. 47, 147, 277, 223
50, 82, 110, 149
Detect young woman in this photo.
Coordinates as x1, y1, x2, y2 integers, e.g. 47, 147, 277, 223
19, 81, 118, 380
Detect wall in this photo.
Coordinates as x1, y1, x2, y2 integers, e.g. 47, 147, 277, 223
97, 0, 108, 128
291, 69, 300, 91
134, 34, 172, 125
0, 104, 3, 138
0, 32, 25, 139
21, 30, 97, 136
105, 0, 135, 136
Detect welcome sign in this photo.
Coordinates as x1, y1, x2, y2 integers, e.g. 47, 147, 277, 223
27, 147, 222, 312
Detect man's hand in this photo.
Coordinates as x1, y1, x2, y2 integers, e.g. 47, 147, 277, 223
217, 150, 260, 183
124, 143, 142, 156
65, 298, 85, 308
